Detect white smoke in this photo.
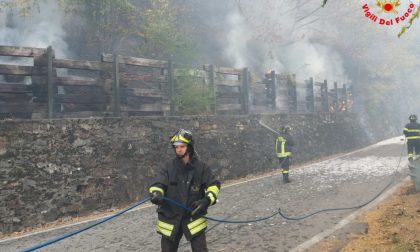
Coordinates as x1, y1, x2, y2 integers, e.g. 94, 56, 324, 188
225, 10, 249, 68
0, 0, 69, 58
223, 0, 349, 85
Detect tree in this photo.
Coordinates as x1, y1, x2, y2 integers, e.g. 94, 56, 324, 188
1, 0, 196, 62
138, 0, 195, 64
173, 69, 214, 115
58, 0, 141, 55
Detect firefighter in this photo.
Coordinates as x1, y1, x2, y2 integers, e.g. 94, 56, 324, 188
149, 129, 221, 252
276, 125, 294, 183
403, 114, 420, 161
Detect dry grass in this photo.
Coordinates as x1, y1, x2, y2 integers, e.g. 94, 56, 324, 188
341, 180, 420, 252
323, 181, 420, 252
312, 180, 420, 252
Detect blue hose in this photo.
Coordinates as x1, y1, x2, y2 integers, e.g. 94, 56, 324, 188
22, 197, 151, 252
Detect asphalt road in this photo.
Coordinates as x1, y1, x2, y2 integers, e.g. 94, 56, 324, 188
0, 137, 409, 252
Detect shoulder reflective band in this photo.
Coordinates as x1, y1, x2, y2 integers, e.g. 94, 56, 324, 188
149, 186, 165, 195
187, 217, 207, 235
156, 220, 174, 237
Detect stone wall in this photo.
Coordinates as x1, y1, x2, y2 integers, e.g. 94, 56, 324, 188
0, 113, 383, 233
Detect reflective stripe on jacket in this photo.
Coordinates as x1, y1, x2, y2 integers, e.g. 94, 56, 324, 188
403, 122, 420, 140
276, 133, 294, 158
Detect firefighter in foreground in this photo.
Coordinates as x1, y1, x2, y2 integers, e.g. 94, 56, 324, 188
276, 125, 294, 183
403, 114, 420, 161
149, 129, 221, 252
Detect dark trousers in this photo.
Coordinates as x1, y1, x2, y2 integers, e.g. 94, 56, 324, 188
279, 157, 290, 182
278, 157, 290, 169
161, 231, 208, 252
407, 140, 420, 159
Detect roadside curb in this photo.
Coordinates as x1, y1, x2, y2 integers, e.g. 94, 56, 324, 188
290, 176, 411, 252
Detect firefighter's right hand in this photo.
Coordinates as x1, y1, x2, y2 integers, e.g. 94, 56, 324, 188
150, 191, 163, 205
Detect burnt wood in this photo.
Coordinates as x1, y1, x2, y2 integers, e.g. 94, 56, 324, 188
0, 64, 47, 76
0, 46, 46, 57
0, 103, 34, 113
0, 83, 31, 93
102, 54, 168, 68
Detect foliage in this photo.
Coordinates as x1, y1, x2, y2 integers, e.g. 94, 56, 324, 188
58, 0, 141, 53
138, 0, 196, 64
0, 0, 39, 16
1, 0, 195, 62
173, 69, 214, 115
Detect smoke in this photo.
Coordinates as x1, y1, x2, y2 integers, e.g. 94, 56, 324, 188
181, 0, 420, 132
222, 0, 348, 84
0, 0, 69, 58
225, 10, 249, 69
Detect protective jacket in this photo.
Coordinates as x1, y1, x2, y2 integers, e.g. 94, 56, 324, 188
403, 122, 420, 140
276, 133, 294, 158
149, 157, 220, 241
404, 121, 420, 160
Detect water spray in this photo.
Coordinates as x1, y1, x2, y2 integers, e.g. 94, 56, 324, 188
258, 120, 280, 135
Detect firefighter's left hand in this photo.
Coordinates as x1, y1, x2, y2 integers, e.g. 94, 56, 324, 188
191, 197, 211, 216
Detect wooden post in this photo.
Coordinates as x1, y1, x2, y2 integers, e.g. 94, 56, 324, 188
288, 74, 297, 113
270, 70, 277, 110
47, 46, 54, 119
168, 59, 175, 115
342, 84, 348, 112
321, 79, 328, 112
306, 77, 315, 113
241, 68, 250, 114
208, 64, 217, 115
113, 54, 121, 117
333, 82, 339, 111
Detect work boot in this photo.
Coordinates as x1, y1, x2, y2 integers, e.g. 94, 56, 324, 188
283, 173, 290, 183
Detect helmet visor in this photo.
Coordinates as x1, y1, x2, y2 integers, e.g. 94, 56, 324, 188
172, 141, 187, 146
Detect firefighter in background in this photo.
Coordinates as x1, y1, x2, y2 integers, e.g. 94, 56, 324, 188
276, 126, 294, 183
403, 114, 420, 161
149, 129, 221, 252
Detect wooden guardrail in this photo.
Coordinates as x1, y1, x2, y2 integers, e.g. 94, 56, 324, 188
0, 45, 352, 119
0, 45, 172, 119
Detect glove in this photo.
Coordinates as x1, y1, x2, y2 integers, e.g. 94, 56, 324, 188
150, 191, 163, 205
191, 197, 211, 216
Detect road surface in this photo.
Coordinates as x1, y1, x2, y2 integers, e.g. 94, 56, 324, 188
0, 137, 409, 252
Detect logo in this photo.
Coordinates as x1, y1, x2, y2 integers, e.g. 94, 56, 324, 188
190, 184, 200, 192
362, 1, 417, 26
377, 0, 400, 14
